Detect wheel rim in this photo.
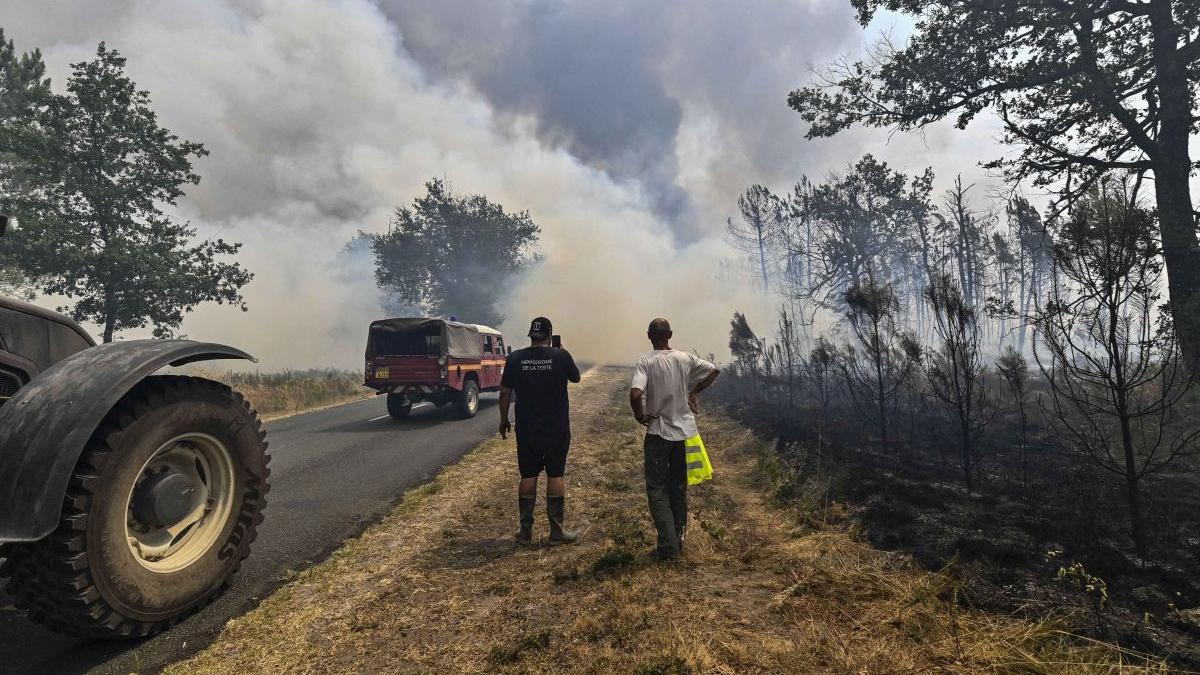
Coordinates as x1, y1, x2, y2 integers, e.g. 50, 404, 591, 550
467, 385, 478, 413
124, 433, 236, 574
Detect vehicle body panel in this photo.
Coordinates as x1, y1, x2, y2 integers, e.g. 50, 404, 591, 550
364, 318, 507, 403
474, 325, 506, 391
0, 339, 256, 543
368, 354, 441, 384
0, 296, 96, 375
0, 350, 37, 402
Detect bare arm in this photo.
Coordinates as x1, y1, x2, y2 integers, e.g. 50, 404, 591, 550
498, 386, 513, 438
693, 368, 720, 395
687, 368, 720, 413
629, 388, 654, 426
565, 351, 581, 383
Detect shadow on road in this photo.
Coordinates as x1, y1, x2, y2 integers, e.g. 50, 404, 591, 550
316, 396, 499, 434
0, 611, 133, 675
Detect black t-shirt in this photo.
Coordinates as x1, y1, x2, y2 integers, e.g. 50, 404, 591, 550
501, 346, 580, 438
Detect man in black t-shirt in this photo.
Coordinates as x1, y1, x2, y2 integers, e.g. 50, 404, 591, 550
499, 316, 582, 546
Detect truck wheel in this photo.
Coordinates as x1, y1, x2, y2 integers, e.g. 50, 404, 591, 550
456, 379, 479, 419
386, 392, 412, 419
1, 375, 269, 639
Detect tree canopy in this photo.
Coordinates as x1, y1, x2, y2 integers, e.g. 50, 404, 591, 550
0, 39, 251, 341
0, 28, 49, 299
0, 28, 48, 120
368, 178, 541, 326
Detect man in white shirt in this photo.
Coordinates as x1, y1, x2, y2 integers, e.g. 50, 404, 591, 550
629, 318, 720, 559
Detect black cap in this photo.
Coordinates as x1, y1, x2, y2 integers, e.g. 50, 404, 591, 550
528, 316, 553, 340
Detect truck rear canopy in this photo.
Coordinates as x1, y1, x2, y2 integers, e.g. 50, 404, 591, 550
367, 318, 483, 359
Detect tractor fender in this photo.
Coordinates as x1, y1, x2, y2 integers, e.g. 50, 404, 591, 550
0, 339, 256, 544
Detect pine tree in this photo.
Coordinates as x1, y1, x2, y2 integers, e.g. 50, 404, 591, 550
790, 0, 1200, 366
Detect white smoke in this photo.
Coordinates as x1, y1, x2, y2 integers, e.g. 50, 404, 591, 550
0, 0, 1007, 369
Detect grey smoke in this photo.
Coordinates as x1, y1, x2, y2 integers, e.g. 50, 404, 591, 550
0, 0, 1009, 369
378, 0, 860, 239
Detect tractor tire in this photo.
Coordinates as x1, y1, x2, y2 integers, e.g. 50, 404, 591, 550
386, 392, 412, 419
456, 379, 480, 419
1, 375, 269, 639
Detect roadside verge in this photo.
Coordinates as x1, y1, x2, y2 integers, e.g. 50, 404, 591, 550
193, 368, 374, 420
169, 366, 1162, 673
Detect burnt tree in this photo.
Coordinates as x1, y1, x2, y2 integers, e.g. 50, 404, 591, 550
1033, 179, 1199, 554
728, 185, 782, 291
924, 272, 993, 490
791, 0, 1200, 367
840, 279, 919, 453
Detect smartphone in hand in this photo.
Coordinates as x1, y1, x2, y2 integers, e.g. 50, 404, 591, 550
552, 335, 562, 349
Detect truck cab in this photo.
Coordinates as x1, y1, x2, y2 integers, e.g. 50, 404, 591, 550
364, 317, 507, 419
0, 296, 96, 404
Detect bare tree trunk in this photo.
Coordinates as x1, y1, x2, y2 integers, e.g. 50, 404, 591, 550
1149, 0, 1200, 370
960, 420, 974, 492
1017, 402, 1028, 494
874, 345, 889, 453
1152, 159, 1200, 370
1120, 413, 1146, 555
1018, 259, 1030, 352
757, 229, 770, 291
103, 284, 115, 343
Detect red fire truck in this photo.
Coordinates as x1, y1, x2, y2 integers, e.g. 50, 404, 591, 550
364, 317, 507, 419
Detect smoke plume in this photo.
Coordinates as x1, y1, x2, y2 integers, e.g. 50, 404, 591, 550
0, 0, 1005, 369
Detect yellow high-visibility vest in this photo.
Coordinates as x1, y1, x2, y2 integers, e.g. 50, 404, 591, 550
685, 434, 713, 485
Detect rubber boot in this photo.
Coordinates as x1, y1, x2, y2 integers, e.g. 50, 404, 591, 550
546, 495, 578, 545
516, 496, 536, 546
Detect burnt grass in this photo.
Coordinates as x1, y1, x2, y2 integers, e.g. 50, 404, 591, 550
722, 398, 1200, 669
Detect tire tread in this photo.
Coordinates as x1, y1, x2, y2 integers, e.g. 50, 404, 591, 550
1, 376, 270, 639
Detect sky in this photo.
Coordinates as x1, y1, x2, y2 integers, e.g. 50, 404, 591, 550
0, 0, 1007, 370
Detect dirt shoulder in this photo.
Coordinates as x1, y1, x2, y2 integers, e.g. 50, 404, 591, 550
170, 366, 1162, 674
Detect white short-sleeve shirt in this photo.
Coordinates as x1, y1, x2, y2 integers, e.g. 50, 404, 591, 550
631, 349, 718, 441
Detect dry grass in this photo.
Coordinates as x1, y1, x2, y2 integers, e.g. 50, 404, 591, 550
169, 367, 1165, 674
194, 369, 373, 420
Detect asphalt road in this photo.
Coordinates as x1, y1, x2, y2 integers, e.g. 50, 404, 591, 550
0, 393, 501, 674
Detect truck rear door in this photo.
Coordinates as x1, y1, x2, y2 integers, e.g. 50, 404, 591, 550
371, 355, 439, 384
366, 325, 442, 387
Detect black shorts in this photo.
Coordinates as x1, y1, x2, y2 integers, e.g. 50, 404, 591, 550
516, 430, 571, 479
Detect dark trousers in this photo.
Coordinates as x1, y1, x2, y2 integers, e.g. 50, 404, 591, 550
644, 433, 688, 555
